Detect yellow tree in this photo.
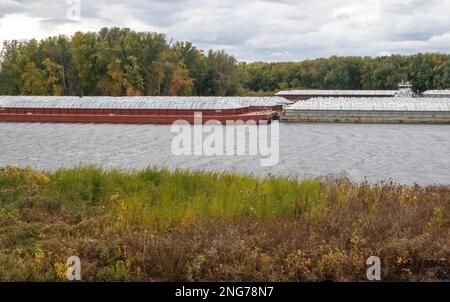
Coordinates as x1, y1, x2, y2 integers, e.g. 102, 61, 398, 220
21, 62, 48, 95
42, 58, 63, 96
97, 58, 124, 96
149, 49, 193, 96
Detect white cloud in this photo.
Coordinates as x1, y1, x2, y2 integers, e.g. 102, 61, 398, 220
1, 13, 42, 42
0, 0, 449, 61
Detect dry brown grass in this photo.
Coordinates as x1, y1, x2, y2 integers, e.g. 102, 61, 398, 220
0, 166, 448, 281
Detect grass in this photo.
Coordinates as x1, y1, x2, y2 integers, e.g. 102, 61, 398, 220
0, 165, 449, 281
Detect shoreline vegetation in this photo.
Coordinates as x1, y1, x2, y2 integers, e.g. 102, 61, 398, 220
0, 27, 449, 97
0, 165, 448, 281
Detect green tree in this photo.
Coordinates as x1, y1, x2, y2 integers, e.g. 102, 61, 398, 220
71, 32, 98, 96
203, 50, 240, 96
173, 41, 207, 95
21, 62, 48, 95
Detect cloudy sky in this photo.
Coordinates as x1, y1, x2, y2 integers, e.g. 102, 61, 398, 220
0, 0, 449, 61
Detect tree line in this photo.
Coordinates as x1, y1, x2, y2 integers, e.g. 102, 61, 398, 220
0, 27, 449, 96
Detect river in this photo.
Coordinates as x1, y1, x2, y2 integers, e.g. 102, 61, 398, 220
1, 122, 449, 185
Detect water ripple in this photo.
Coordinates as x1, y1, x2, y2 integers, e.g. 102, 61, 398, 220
0, 123, 449, 185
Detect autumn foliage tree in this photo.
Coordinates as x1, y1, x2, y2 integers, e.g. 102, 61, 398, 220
0, 27, 449, 96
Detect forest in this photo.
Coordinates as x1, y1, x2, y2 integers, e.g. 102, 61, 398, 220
0, 27, 449, 96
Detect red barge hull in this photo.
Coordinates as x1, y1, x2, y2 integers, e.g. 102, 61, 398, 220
0, 107, 280, 125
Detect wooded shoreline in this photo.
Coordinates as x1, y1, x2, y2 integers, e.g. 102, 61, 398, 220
1, 28, 449, 97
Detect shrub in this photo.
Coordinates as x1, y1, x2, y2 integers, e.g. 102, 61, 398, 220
0, 166, 448, 281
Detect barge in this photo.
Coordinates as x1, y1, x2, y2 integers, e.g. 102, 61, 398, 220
0, 96, 287, 125
281, 97, 450, 124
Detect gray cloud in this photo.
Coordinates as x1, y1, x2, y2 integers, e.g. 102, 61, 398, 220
0, 0, 25, 17
0, 0, 449, 61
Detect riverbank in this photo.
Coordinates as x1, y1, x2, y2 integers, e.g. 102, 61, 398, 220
0, 166, 448, 281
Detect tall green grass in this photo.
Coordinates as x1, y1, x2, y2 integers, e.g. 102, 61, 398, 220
1, 165, 325, 227
37, 166, 324, 227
